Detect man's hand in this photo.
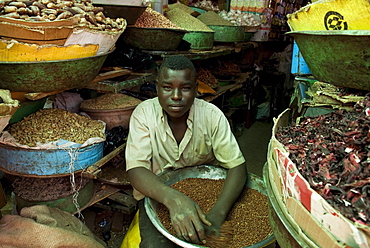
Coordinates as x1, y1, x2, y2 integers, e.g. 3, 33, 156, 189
166, 191, 211, 244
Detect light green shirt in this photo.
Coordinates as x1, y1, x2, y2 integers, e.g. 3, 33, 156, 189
125, 97, 245, 199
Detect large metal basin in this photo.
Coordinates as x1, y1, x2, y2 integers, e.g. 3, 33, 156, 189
287, 30, 370, 91
183, 31, 214, 50
145, 165, 275, 248
0, 50, 113, 92
208, 25, 245, 42
0, 141, 104, 177
121, 27, 188, 50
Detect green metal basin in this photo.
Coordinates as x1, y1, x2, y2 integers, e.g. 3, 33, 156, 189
183, 31, 214, 50
0, 50, 112, 92
209, 25, 245, 42
121, 27, 188, 51
287, 30, 370, 91
244, 32, 255, 42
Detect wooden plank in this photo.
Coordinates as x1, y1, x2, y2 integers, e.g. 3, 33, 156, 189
76, 182, 121, 213
24, 68, 132, 101
201, 73, 250, 102
108, 192, 137, 207
143, 46, 236, 60
84, 68, 132, 85
85, 142, 126, 176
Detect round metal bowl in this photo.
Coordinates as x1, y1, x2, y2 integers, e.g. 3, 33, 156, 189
120, 26, 188, 51
15, 179, 95, 214
183, 31, 214, 50
208, 25, 245, 42
287, 30, 370, 91
80, 106, 136, 131
0, 49, 113, 92
0, 141, 104, 177
144, 165, 275, 248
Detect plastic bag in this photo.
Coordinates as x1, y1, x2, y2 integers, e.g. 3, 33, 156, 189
120, 210, 141, 248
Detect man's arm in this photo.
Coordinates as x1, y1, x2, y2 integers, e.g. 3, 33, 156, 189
205, 163, 247, 234
128, 167, 211, 244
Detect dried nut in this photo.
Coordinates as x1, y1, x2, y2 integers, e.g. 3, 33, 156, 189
4, 5, 17, 13
9, 1, 26, 7
55, 10, 72, 20
32, 1, 46, 9
17, 7, 28, 15
41, 8, 57, 15
3, 12, 19, 18
71, 6, 85, 14
46, 2, 58, 9
7, 108, 105, 147
48, 13, 56, 20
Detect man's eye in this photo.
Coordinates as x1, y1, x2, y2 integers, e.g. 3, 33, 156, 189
183, 87, 192, 90
163, 86, 172, 90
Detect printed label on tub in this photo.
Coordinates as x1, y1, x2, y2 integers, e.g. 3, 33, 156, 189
274, 147, 370, 248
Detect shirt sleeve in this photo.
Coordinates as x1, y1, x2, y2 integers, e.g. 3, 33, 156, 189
125, 104, 153, 172
210, 107, 246, 169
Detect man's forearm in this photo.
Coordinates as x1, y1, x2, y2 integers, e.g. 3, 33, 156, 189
208, 163, 248, 220
127, 167, 177, 205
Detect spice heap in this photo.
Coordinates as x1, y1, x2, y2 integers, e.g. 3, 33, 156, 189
80, 93, 142, 110
157, 178, 272, 247
197, 11, 233, 26
12, 176, 90, 201
167, 8, 213, 32
196, 67, 218, 88
0, 0, 126, 31
168, 2, 195, 15
134, 7, 182, 29
276, 94, 370, 225
7, 108, 105, 147
207, 59, 241, 80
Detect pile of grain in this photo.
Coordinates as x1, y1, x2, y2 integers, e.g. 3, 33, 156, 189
167, 8, 214, 32
156, 178, 272, 247
135, 7, 182, 29
7, 108, 104, 147
80, 93, 142, 110
197, 11, 234, 26
196, 67, 218, 88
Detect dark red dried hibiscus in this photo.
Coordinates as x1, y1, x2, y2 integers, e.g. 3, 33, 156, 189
276, 94, 370, 226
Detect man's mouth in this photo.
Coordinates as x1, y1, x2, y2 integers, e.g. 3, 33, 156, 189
168, 105, 183, 111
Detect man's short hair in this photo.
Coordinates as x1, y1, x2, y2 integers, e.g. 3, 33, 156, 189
159, 55, 196, 75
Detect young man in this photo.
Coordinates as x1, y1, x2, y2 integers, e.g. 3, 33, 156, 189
123, 55, 247, 247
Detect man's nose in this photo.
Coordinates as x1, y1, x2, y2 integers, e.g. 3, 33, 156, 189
171, 88, 182, 100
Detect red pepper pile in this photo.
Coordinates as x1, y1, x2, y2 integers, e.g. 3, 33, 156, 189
276, 94, 370, 226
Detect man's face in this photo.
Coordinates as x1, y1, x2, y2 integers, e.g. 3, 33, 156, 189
157, 67, 197, 119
